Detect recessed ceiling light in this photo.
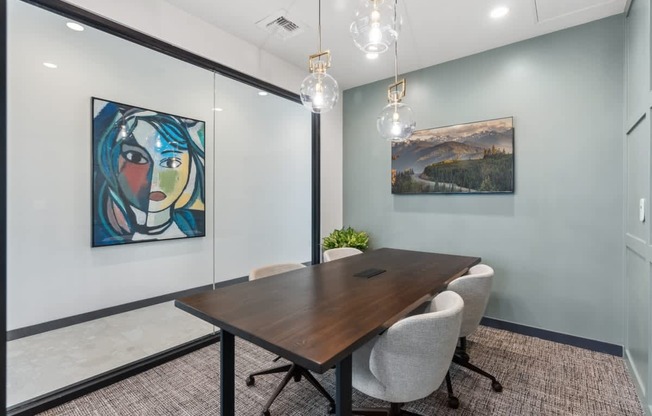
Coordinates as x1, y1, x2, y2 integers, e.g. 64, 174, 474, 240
43, 62, 58, 69
212, 107, 224, 112
366, 53, 379, 60
258, 91, 269, 96
490, 6, 509, 19
66, 22, 84, 31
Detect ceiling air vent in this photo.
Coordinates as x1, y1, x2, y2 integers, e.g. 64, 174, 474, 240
256, 10, 305, 40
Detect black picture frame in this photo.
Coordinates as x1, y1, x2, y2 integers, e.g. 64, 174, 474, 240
91, 97, 206, 247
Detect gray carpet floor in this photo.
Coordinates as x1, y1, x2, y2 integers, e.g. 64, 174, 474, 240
39, 326, 644, 415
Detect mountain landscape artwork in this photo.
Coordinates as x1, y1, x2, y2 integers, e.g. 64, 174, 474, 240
391, 117, 514, 194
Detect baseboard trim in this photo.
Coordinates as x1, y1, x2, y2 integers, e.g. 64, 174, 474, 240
6, 332, 220, 416
7, 277, 247, 341
481, 317, 623, 356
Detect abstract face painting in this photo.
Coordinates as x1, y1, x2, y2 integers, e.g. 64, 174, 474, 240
92, 98, 205, 246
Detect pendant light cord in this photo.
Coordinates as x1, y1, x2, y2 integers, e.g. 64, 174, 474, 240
318, 0, 322, 52
394, 45, 398, 84
394, 0, 398, 84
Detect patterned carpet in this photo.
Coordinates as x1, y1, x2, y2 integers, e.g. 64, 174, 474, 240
39, 326, 644, 415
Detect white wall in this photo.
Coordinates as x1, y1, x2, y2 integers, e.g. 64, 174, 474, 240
7, 1, 214, 330
212, 75, 312, 280
321, 100, 344, 237
62, 0, 344, 240
7, 0, 328, 330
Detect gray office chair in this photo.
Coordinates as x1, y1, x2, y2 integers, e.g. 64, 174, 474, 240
323, 247, 363, 262
245, 263, 335, 416
447, 264, 503, 392
351, 291, 464, 416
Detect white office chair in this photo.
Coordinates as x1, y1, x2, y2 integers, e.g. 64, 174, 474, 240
249, 263, 305, 280
446, 264, 503, 392
323, 247, 363, 262
245, 263, 336, 415
351, 291, 464, 416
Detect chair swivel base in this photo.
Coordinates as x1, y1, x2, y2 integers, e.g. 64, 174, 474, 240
352, 371, 459, 415
445, 370, 461, 409
453, 348, 503, 392
246, 363, 335, 416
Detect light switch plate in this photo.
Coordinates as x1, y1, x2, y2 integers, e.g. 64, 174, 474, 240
639, 198, 645, 222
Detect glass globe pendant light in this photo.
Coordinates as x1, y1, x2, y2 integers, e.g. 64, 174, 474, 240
377, 9, 415, 142
350, 0, 399, 55
377, 80, 415, 141
300, 0, 339, 113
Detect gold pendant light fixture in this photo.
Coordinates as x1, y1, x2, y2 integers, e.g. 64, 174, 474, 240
300, 0, 339, 113
376, 0, 415, 141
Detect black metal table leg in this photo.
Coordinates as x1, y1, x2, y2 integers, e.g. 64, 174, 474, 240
220, 330, 235, 416
336, 354, 352, 416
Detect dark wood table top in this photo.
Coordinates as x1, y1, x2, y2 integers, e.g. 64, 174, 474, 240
175, 248, 480, 373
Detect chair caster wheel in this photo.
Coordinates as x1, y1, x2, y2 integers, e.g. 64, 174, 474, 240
246, 376, 255, 386
448, 396, 460, 409
492, 381, 503, 392
262, 411, 271, 416
328, 404, 336, 414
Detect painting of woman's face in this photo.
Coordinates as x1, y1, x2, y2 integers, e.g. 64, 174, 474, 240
93, 98, 205, 247
116, 121, 191, 213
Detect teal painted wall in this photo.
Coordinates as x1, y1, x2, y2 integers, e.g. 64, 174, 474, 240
623, 0, 652, 412
343, 16, 624, 344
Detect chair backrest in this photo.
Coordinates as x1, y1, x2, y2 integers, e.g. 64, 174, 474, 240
446, 264, 494, 338
365, 291, 464, 403
323, 247, 362, 262
249, 263, 305, 280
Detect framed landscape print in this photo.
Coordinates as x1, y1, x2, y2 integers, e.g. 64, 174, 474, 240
391, 117, 514, 194
92, 98, 206, 247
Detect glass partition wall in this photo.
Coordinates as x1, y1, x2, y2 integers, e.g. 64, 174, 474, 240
5, 0, 313, 411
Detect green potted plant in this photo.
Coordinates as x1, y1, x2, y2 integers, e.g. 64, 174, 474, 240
322, 227, 369, 251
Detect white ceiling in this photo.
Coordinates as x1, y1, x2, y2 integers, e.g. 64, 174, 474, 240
164, 0, 627, 90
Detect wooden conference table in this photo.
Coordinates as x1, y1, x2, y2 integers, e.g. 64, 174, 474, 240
175, 248, 480, 416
